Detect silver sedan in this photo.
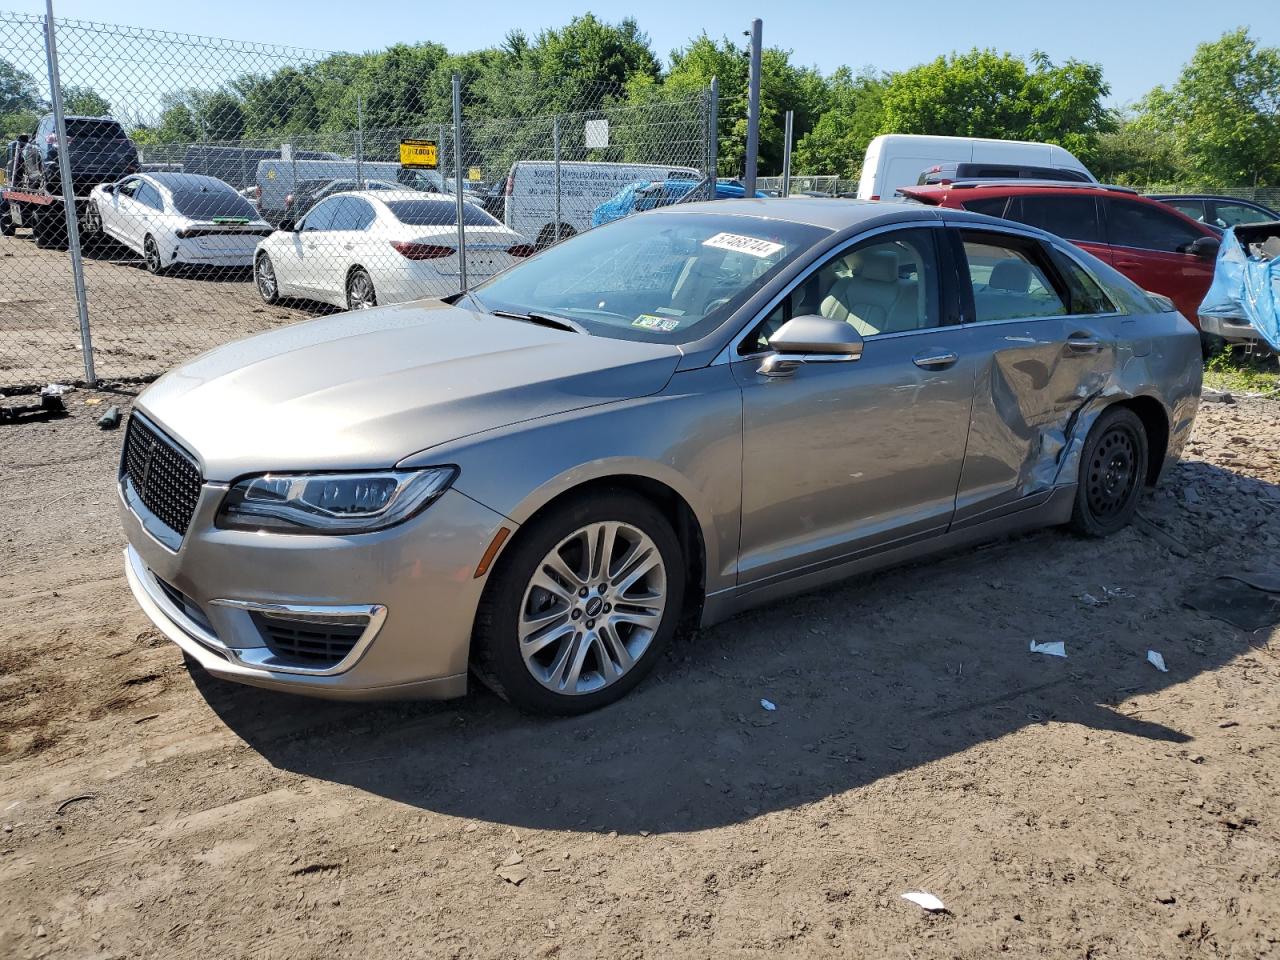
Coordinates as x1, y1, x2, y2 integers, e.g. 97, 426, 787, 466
119, 198, 1202, 714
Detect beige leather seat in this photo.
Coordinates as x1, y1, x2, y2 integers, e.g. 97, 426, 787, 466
821, 249, 921, 336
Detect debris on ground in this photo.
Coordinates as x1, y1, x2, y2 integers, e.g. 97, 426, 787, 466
1147, 650, 1169, 673
900, 891, 948, 913
760, 698, 777, 711
1183, 571, 1280, 630
97, 405, 121, 430
1029, 640, 1067, 658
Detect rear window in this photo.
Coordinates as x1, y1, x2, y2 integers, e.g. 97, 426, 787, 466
385, 200, 498, 227
168, 182, 258, 220
65, 118, 125, 139
962, 197, 1011, 217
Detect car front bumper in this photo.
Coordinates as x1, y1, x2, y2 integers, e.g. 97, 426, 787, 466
120, 478, 512, 700
1198, 312, 1262, 345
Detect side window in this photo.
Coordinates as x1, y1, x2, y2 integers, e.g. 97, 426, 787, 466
117, 177, 140, 198
1213, 201, 1271, 227
1161, 198, 1207, 223
963, 196, 1010, 218
328, 197, 363, 231
1046, 247, 1116, 315
1007, 195, 1103, 243
300, 198, 338, 232
960, 232, 1068, 323
1106, 199, 1206, 253
739, 228, 942, 353
136, 183, 163, 211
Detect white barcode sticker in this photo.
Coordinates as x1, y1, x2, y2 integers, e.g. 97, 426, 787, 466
702, 232, 784, 259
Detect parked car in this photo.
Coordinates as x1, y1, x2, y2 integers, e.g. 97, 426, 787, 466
1198, 220, 1280, 350
121, 197, 1200, 714
918, 161, 1094, 186
253, 190, 531, 310
857, 134, 1094, 200
88, 172, 274, 273
591, 178, 765, 227
182, 145, 341, 191
502, 160, 700, 247
30, 113, 139, 196
255, 159, 466, 224
1148, 194, 1280, 231
280, 178, 403, 229
898, 182, 1221, 333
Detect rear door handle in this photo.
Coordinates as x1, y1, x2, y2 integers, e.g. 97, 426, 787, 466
913, 351, 958, 369
343, 243, 354, 251
1066, 333, 1101, 353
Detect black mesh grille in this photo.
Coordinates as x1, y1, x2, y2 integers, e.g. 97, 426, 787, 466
124, 416, 202, 537
251, 613, 366, 666
153, 577, 214, 635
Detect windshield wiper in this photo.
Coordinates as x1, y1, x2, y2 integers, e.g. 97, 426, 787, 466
488, 308, 585, 334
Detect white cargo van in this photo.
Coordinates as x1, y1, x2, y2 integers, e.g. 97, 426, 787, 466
503, 160, 699, 245
856, 135, 1094, 200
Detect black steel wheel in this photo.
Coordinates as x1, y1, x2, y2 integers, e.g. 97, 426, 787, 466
1069, 407, 1148, 537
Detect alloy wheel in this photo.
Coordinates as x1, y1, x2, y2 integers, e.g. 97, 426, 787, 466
144, 236, 162, 273
256, 255, 277, 301
347, 270, 375, 309
1086, 425, 1139, 520
518, 521, 667, 696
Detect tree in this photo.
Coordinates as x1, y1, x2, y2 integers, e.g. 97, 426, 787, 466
526, 14, 660, 105
1081, 114, 1187, 186
1136, 29, 1280, 186
194, 91, 246, 142
62, 85, 110, 116
1, 59, 41, 114
877, 49, 1112, 157
793, 68, 885, 177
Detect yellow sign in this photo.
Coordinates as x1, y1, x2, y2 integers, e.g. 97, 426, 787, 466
399, 139, 438, 169
467, 166, 482, 182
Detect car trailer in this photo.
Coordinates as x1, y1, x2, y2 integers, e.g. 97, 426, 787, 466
0, 186, 91, 249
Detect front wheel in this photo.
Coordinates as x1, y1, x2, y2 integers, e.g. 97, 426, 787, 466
346, 267, 376, 310
0, 203, 14, 237
472, 491, 686, 715
1069, 406, 1148, 537
255, 252, 280, 304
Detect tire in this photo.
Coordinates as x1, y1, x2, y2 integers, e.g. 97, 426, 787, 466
0, 204, 13, 237
143, 234, 168, 275
346, 267, 376, 310
535, 222, 575, 249
254, 252, 280, 305
473, 490, 686, 715
33, 212, 64, 249
1069, 406, 1148, 538
82, 200, 102, 238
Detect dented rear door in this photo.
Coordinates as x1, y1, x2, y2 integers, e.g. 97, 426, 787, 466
947, 227, 1115, 528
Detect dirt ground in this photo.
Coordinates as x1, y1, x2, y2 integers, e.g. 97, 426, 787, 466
1, 391, 1278, 959
0, 229, 319, 389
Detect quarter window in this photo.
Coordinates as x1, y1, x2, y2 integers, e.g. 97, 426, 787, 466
739, 228, 942, 354
1106, 198, 1206, 253
135, 183, 164, 211
1046, 247, 1116, 315
962, 197, 1010, 218
960, 234, 1067, 323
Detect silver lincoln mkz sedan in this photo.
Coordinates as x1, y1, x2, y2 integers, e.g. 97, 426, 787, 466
120, 198, 1201, 714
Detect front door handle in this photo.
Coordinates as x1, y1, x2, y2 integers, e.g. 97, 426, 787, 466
912, 351, 958, 369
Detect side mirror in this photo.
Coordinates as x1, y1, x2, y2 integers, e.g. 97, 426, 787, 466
1189, 236, 1220, 259
757, 315, 864, 378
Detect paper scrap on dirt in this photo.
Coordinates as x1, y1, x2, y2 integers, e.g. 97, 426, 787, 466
1147, 650, 1169, 672
901, 891, 947, 912
760, 698, 777, 711
1029, 640, 1067, 658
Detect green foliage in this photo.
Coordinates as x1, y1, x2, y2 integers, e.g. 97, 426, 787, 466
1080, 115, 1184, 185
1, 59, 44, 149
62, 85, 110, 116
1204, 348, 1280, 394
1136, 29, 1280, 187
793, 68, 885, 177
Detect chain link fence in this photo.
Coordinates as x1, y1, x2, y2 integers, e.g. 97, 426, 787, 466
1, 11, 715, 390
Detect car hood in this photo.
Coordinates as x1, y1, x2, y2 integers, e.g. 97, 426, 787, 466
137, 300, 681, 482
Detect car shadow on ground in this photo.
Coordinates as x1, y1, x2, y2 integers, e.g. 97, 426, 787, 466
191, 459, 1276, 836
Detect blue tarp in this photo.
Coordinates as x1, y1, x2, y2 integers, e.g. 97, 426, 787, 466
1198, 225, 1280, 350
591, 178, 767, 227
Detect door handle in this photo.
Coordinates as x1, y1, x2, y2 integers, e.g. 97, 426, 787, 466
1066, 332, 1101, 353
1114, 260, 1139, 268
912, 351, 958, 369
343, 243, 354, 251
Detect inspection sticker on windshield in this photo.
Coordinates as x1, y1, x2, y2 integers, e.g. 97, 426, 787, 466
702, 232, 784, 258
633, 314, 681, 332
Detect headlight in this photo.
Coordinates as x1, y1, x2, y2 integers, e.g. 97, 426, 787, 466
217, 467, 456, 534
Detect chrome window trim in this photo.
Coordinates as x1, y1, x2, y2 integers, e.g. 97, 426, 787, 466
715, 220, 952, 364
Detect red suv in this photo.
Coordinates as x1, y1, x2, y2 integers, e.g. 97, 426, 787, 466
899, 182, 1221, 327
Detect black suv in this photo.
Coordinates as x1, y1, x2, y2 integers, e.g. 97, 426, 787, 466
32, 114, 139, 196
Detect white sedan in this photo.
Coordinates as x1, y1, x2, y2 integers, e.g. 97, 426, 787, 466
252, 190, 532, 310
89, 173, 274, 274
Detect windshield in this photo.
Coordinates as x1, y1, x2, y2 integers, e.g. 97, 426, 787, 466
469, 212, 829, 342
386, 200, 500, 227
168, 182, 259, 220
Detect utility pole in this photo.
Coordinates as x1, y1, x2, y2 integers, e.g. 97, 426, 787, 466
743, 18, 762, 197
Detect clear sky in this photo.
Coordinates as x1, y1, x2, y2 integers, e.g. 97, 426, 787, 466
13, 0, 1277, 108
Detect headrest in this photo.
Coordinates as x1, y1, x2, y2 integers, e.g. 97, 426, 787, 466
989, 259, 1032, 293
849, 249, 898, 284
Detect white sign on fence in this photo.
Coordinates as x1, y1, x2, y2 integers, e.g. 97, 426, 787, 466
585, 119, 609, 149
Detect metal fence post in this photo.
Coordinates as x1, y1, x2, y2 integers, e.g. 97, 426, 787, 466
354, 93, 363, 188
43, 2, 95, 385
743, 19, 762, 197
452, 72, 466, 292
781, 109, 793, 198
708, 77, 718, 187
553, 115, 561, 243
